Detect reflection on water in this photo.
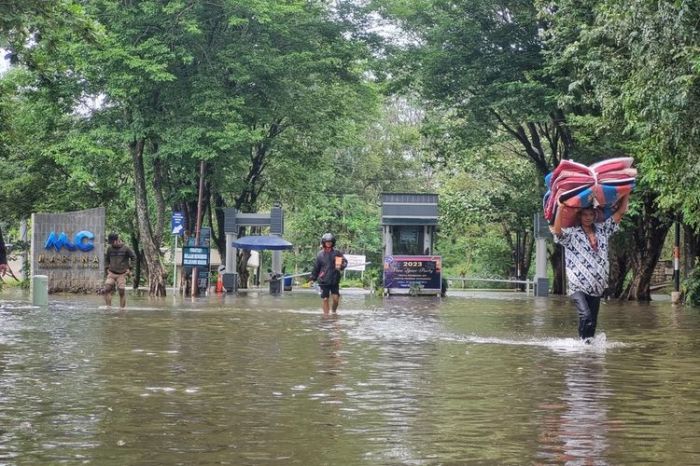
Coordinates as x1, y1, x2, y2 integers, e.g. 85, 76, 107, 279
0, 289, 699, 464
537, 355, 611, 464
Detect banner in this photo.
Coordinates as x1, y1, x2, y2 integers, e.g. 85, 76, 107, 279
383, 255, 442, 290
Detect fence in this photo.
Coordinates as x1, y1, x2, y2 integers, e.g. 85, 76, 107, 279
445, 276, 534, 296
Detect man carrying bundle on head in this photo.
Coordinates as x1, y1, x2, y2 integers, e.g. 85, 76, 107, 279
550, 196, 629, 342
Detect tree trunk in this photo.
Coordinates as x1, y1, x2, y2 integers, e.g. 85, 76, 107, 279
550, 244, 565, 294
213, 193, 227, 264
520, 231, 534, 291
625, 191, 671, 301
151, 153, 166, 248
683, 224, 699, 280
130, 138, 167, 296
606, 232, 630, 299
130, 233, 142, 291
503, 227, 534, 292
237, 248, 251, 289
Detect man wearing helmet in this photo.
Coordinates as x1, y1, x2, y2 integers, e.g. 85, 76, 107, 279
310, 233, 348, 314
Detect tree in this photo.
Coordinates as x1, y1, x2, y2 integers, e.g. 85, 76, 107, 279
378, 0, 576, 292
435, 133, 541, 283
538, 0, 698, 299
283, 97, 429, 276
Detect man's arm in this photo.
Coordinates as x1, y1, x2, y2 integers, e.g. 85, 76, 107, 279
612, 194, 630, 224
127, 247, 137, 273
549, 200, 566, 236
309, 254, 320, 281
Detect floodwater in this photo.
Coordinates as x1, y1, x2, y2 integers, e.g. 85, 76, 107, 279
0, 288, 699, 465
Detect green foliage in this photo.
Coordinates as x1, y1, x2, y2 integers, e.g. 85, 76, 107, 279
541, 0, 700, 226
682, 259, 700, 306
282, 97, 430, 273
3, 0, 698, 296
437, 225, 512, 279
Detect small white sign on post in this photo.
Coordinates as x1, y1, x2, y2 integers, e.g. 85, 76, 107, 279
247, 250, 260, 268
345, 254, 367, 271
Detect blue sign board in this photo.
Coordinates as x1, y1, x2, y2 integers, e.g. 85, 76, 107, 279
171, 212, 184, 235
182, 246, 210, 293
182, 246, 210, 267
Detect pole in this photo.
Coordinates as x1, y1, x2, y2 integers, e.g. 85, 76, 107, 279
674, 220, 681, 291
191, 160, 206, 297
671, 220, 681, 304
32, 275, 48, 306
173, 235, 177, 290
20, 219, 28, 279
535, 237, 548, 297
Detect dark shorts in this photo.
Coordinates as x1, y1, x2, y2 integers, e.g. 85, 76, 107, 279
319, 284, 340, 299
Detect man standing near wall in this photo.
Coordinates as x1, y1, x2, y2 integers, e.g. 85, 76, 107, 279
104, 233, 136, 309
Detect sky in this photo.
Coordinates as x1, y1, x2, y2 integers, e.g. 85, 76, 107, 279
0, 49, 9, 74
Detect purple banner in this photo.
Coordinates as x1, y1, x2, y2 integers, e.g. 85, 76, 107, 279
383, 255, 442, 290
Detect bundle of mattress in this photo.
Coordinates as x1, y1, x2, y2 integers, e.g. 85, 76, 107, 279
543, 157, 636, 228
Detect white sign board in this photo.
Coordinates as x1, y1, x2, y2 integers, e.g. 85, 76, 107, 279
345, 254, 367, 272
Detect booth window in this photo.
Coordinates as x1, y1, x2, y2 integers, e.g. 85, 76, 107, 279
392, 226, 423, 255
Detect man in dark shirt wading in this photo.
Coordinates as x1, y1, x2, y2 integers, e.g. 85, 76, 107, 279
310, 233, 347, 314
104, 232, 137, 309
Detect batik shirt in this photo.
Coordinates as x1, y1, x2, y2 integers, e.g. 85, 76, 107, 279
553, 218, 619, 297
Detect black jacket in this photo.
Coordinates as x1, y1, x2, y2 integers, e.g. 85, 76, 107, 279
310, 248, 347, 285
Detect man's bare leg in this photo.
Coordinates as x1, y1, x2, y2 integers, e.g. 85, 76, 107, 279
104, 286, 113, 306
331, 294, 340, 313
118, 289, 127, 309
322, 297, 330, 314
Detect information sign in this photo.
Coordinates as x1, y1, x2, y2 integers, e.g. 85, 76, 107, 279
182, 246, 210, 267
171, 212, 184, 235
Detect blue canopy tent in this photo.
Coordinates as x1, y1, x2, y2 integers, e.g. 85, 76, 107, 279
232, 235, 293, 293
232, 235, 293, 251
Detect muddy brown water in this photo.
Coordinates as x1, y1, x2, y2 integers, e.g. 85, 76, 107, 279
0, 288, 698, 464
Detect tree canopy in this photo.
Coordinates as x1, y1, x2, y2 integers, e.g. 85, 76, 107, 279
1, 0, 699, 301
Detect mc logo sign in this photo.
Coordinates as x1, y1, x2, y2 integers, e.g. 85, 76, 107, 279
44, 230, 95, 252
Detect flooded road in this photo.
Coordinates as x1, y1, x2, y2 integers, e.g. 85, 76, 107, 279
0, 289, 698, 464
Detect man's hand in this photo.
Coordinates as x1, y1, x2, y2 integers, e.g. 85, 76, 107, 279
0, 263, 8, 277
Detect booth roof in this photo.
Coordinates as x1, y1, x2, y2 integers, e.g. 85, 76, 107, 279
232, 235, 293, 251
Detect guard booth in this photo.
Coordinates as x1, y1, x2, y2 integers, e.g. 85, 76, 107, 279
222, 205, 284, 294
381, 193, 442, 296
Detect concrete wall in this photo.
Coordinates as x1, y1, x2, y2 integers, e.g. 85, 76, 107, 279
31, 207, 105, 293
